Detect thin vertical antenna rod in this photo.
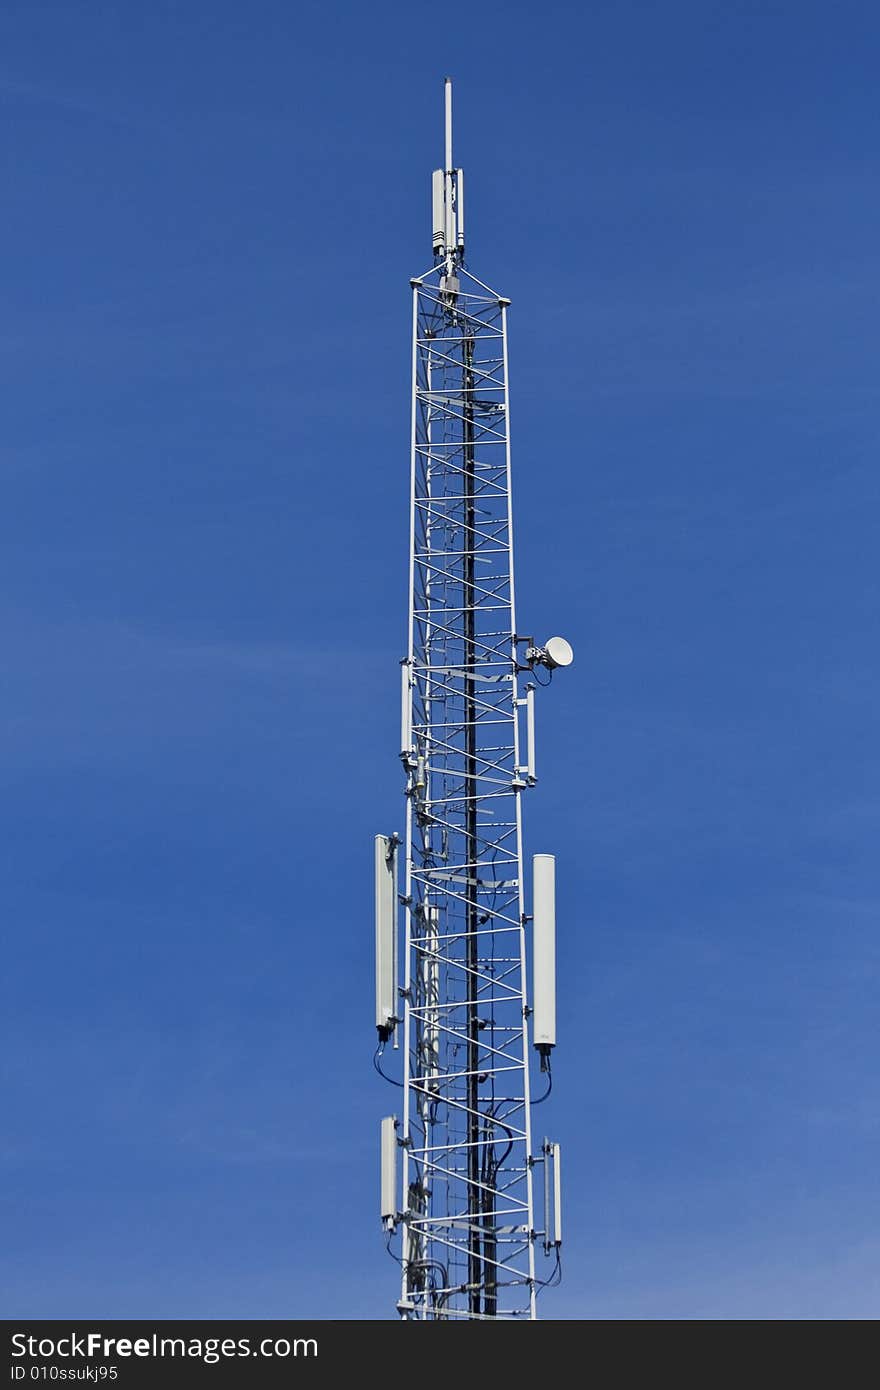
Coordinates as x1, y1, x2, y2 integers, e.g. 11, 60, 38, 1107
444, 79, 456, 269
445, 77, 453, 171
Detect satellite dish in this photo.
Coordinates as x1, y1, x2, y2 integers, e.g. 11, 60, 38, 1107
544, 636, 574, 669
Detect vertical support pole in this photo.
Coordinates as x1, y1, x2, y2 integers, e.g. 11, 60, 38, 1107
390, 833, 399, 1050
502, 301, 538, 1317
420, 905, 439, 1101
463, 327, 482, 1316
400, 282, 419, 1316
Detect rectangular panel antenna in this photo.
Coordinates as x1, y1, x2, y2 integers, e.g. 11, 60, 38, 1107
400, 660, 412, 757
432, 170, 445, 254
381, 1115, 398, 1227
375, 835, 398, 1039
456, 169, 464, 250
532, 853, 556, 1051
551, 1142, 562, 1246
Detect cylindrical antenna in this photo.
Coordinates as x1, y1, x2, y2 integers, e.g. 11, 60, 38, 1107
444, 79, 455, 255
445, 76, 453, 172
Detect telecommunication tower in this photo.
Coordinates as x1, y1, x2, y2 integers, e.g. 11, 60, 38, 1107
375, 79, 571, 1320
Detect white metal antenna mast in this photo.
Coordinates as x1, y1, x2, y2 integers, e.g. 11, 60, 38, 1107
375, 78, 572, 1320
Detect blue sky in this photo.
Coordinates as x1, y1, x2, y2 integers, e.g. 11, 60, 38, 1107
1, 0, 878, 1319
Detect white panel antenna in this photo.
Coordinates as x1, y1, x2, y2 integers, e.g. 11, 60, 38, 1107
532, 854, 557, 1056
381, 1116, 398, 1229
541, 1138, 563, 1253
400, 659, 412, 758
526, 682, 536, 783
374, 834, 398, 1040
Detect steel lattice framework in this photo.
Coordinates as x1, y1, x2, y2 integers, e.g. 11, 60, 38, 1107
375, 79, 563, 1323
399, 266, 535, 1319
